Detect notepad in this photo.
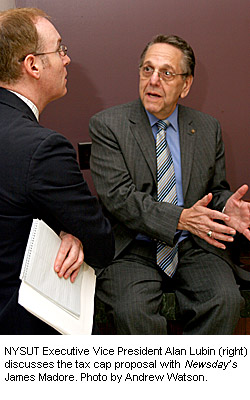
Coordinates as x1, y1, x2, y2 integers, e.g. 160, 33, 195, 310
18, 219, 96, 334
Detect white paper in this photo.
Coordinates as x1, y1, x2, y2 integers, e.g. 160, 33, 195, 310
20, 219, 82, 316
19, 263, 96, 334
19, 219, 96, 334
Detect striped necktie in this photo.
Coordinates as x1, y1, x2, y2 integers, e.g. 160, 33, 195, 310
156, 120, 178, 277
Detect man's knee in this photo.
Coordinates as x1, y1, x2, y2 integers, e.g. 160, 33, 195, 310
113, 298, 167, 334
113, 299, 143, 325
215, 284, 244, 315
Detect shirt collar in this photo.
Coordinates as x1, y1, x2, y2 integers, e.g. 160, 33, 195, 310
8, 90, 39, 121
146, 104, 178, 132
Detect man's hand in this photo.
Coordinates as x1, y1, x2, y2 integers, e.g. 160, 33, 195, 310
54, 232, 84, 283
224, 184, 250, 241
178, 193, 236, 249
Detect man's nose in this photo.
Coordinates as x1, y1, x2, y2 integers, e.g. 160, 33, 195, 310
64, 54, 71, 66
150, 70, 161, 85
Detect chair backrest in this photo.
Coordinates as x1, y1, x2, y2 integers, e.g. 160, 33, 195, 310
78, 142, 92, 170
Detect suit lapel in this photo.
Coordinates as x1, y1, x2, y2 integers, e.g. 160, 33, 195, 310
129, 100, 157, 183
178, 105, 196, 200
127, 101, 197, 194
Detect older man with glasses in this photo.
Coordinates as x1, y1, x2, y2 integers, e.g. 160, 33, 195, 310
89, 34, 250, 335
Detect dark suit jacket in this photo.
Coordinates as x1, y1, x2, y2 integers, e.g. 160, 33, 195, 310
0, 88, 114, 334
89, 99, 248, 280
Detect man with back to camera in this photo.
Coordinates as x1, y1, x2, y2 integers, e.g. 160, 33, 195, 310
0, 7, 114, 334
89, 34, 250, 334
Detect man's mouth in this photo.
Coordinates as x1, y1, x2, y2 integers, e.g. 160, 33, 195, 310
147, 92, 161, 98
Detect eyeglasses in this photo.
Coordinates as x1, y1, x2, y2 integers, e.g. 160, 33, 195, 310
19, 44, 68, 62
140, 65, 188, 82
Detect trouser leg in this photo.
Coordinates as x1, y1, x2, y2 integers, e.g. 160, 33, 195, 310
95, 242, 168, 334
96, 238, 243, 335
173, 239, 244, 334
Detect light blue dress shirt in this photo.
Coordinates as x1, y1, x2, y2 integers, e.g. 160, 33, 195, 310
136, 104, 188, 243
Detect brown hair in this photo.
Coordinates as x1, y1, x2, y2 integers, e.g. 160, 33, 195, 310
0, 7, 49, 83
139, 34, 195, 77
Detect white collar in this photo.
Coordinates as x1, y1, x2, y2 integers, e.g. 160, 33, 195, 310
8, 90, 39, 121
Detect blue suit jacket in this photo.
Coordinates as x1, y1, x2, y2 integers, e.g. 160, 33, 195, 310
0, 88, 114, 334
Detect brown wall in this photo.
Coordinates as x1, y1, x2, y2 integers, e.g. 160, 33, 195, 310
17, 0, 249, 194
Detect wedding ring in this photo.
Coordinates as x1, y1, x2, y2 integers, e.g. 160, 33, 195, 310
207, 230, 213, 238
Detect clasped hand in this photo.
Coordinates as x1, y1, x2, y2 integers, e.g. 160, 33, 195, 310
54, 231, 84, 282
178, 184, 250, 249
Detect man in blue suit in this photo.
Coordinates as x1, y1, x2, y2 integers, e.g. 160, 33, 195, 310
0, 7, 114, 334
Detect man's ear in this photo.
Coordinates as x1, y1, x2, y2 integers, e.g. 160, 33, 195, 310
23, 55, 40, 80
180, 75, 193, 99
